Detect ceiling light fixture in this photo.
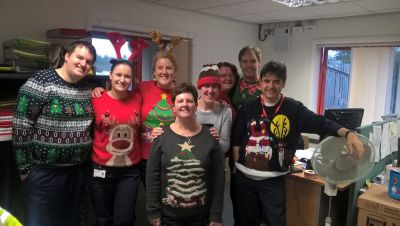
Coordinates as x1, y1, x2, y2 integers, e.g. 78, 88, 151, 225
272, 0, 342, 8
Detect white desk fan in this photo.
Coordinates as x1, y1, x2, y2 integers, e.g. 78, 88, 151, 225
311, 134, 375, 226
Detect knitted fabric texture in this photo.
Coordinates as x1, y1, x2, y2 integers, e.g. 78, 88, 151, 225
12, 69, 94, 174
197, 64, 221, 89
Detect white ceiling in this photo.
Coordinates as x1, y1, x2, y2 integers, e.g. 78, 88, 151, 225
139, 0, 400, 23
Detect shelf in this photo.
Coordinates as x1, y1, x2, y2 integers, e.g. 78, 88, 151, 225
0, 136, 12, 142
0, 73, 109, 81
0, 73, 32, 79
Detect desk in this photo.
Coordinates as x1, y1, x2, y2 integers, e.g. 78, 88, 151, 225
286, 171, 350, 226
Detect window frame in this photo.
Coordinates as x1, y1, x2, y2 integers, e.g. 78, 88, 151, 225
317, 47, 351, 114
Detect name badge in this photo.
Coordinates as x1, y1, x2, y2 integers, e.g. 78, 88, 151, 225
93, 169, 106, 178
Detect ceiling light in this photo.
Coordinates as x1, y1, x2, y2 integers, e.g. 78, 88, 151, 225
272, 0, 343, 8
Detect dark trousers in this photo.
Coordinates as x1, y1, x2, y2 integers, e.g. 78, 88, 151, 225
161, 213, 208, 226
140, 159, 147, 189
90, 163, 140, 226
234, 171, 286, 226
24, 164, 86, 226
228, 157, 239, 226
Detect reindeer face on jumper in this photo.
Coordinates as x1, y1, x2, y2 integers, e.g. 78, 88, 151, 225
103, 112, 139, 158
107, 124, 134, 155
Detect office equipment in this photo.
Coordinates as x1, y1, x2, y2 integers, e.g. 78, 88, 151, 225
346, 117, 400, 225
324, 108, 364, 130
320, 108, 364, 141
312, 135, 375, 225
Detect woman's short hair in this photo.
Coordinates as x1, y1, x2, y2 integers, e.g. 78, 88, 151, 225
217, 61, 240, 83
172, 82, 198, 104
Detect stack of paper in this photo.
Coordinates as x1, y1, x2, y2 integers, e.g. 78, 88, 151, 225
4, 38, 51, 72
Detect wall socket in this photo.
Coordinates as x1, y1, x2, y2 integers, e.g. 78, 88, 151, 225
304, 25, 316, 33
292, 26, 304, 34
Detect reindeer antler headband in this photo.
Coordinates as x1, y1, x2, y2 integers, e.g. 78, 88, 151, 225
150, 31, 182, 56
106, 32, 149, 62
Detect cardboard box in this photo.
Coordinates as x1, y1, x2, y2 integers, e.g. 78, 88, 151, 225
357, 184, 400, 226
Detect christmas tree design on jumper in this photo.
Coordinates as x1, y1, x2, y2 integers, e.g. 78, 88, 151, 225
74, 103, 85, 115
162, 141, 207, 209
144, 93, 174, 128
50, 99, 62, 115
15, 149, 27, 166
17, 96, 28, 113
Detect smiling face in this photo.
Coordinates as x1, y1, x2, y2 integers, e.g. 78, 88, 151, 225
154, 57, 176, 89
219, 66, 235, 93
199, 83, 220, 104
64, 46, 94, 82
173, 92, 197, 119
239, 50, 260, 82
109, 64, 133, 93
260, 73, 285, 104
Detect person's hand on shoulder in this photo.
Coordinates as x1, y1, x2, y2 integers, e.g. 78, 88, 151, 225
92, 87, 105, 98
151, 127, 164, 140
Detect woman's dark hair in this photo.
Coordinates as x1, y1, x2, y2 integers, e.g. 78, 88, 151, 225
260, 60, 287, 83
65, 40, 97, 64
217, 61, 240, 82
217, 61, 240, 97
109, 59, 134, 73
238, 46, 261, 64
172, 82, 198, 104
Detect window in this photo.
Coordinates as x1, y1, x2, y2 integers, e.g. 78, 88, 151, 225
318, 46, 398, 123
90, 31, 190, 84
90, 32, 159, 82
317, 47, 351, 114
390, 47, 400, 114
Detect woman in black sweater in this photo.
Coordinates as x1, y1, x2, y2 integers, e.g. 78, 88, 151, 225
146, 82, 224, 226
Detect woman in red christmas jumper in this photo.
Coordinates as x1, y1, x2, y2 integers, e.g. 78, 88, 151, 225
92, 32, 220, 187
92, 32, 180, 187
91, 59, 142, 226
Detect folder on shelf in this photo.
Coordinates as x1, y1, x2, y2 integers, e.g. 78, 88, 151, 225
4, 38, 51, 49
4, 48, 48, 59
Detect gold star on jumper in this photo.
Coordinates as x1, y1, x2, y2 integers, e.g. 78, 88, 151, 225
161, 93, 168, 100
178, 141, 195, 151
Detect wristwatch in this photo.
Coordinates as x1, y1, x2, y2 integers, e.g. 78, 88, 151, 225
345, 130, 356, 138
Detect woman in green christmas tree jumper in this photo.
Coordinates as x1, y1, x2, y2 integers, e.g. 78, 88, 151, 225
92, 31, 184, 187
146, 82, 224, 226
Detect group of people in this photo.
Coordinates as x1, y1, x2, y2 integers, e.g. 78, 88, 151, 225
12, 38, 364, 226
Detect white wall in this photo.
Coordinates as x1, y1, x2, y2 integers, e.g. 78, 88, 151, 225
0, 0, 258, 81
260, 12, 400, 113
